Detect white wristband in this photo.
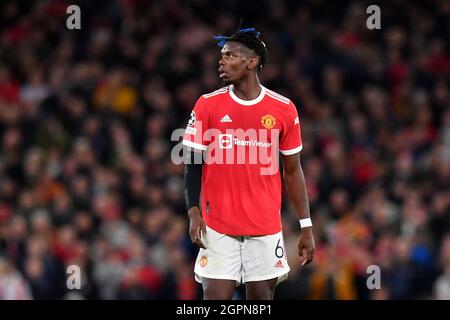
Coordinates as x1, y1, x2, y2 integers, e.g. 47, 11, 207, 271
299, 218, 312, 228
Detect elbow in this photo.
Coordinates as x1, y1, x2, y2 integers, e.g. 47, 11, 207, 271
284, 166, 299, 177
283, 169, 295, 182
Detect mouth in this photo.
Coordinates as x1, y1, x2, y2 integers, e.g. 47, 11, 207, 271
218, 67, 228, 79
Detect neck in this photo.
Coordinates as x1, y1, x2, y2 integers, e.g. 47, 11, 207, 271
231, 75, 261, 100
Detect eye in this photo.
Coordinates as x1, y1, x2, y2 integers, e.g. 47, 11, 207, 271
220, 52, 237, 61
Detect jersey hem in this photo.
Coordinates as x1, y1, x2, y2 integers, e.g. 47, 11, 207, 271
204, 222, 282, 237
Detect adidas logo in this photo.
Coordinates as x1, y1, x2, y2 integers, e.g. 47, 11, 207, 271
274, 260, 284, 268
220, 114, 232, 122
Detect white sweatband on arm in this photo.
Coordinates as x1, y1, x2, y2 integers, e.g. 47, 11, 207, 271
299, 218, 312, 228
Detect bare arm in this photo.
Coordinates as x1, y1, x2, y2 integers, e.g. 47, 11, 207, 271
282, 153, 315, 266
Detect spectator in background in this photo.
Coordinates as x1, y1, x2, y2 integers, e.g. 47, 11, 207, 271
433, 234, 450, 300
0, 0, 449, 299
0, 255, 33, 300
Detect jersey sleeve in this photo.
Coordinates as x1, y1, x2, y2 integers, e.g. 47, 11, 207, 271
182, 96, 210, 151
279, 101, 303, 155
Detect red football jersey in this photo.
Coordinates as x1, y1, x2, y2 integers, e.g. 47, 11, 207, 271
183, 85, 302, 236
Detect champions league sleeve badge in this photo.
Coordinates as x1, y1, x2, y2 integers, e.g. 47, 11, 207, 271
188, 111, 196, 126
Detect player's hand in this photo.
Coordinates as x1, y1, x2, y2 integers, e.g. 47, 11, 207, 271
298, 227, 315, 267
188, 207, 207, 249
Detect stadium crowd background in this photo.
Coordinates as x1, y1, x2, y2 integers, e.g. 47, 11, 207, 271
0, 0, 449, 300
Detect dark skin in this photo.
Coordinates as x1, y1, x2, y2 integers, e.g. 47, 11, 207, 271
188, 41, 315, 300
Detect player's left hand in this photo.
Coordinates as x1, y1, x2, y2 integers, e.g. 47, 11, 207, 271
298, 227, 315, 267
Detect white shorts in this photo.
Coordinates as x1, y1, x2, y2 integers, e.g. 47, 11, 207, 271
194, 225, 290, 286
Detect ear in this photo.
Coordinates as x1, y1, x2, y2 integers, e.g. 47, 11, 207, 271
247, 56, 259, 70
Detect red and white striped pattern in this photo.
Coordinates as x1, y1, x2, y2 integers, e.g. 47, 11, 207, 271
202, 86, 228, 99
265, 88, 290, 104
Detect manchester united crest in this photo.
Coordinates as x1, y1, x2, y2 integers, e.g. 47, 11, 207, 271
199, 255, 208, 267
261, 114, 276, 129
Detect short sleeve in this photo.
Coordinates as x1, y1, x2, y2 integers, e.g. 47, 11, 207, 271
182, 96, 210, 151
279, 101, 303, 155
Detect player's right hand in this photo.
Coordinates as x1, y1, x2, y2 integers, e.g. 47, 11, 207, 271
188, 207, 207, 249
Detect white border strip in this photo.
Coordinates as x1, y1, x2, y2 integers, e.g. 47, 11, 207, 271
266, 92, 290, 104
280, 145, 303, 155
228, 85, 266, 105
266, 88, 290, 102
182, 139, 208, 151
203, 87, 228, 98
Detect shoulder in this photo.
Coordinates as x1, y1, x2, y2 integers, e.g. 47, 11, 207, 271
194, 86, 229, 113
264, 87, 298, 116
264, 87, 291, 105
194, 87, 228, 112
201, 86, 229, 100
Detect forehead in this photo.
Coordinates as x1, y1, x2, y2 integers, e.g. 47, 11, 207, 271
221, 41, 251, 55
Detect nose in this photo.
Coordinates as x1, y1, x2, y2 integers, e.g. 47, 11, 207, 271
219, 57, 225, 66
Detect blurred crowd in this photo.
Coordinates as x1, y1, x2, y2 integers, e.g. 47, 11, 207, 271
0, 0, 449, 300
